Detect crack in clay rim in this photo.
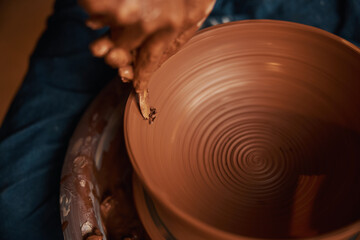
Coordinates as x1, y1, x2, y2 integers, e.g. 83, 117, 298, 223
124, 20, 360, 239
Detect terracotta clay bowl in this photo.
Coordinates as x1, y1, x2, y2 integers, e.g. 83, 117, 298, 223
124, 20, 360, 239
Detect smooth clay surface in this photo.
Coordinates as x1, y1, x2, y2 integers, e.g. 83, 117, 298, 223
125, 20, 360, 239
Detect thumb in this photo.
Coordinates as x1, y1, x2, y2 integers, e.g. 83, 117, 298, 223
133, 28, 177, 92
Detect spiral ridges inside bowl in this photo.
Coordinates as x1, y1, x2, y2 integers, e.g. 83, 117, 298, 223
125, 21, 360, 239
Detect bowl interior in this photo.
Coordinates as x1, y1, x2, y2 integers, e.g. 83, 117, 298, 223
125, 21, 360, 239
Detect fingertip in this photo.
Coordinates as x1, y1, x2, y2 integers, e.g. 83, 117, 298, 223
119, 65, 134, 81
90, 36, 113, 57
90, 43, 109, 57
106, 48, 132, 68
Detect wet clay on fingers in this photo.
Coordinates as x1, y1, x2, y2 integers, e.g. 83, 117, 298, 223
125, 20, 360, 239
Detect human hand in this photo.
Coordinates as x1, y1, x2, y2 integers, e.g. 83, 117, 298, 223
79, 0, 215, 119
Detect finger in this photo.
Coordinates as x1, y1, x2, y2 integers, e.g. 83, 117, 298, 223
118, 65, 134, 82
133, 28, 177, 92
104, 47, 132, 68
90, 35, 114, 57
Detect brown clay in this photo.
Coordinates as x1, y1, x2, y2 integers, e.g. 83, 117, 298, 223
60, 80, 149, 240
124, 20, 360, 239
61, 20, 360, 240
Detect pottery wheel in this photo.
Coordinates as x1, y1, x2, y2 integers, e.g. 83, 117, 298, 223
61, 20, 360, 240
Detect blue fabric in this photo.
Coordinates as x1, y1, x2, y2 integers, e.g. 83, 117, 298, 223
205, 0, 360, 46
0, 1, 116, 239
0, 0, 359, 239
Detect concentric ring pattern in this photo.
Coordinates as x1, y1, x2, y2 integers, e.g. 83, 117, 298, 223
125, 21, 360, 239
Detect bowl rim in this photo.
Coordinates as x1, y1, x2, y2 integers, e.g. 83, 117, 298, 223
124, 19, 360, 240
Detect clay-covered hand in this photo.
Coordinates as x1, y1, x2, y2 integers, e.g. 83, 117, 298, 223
79, 0, 215, 93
